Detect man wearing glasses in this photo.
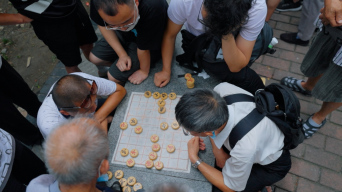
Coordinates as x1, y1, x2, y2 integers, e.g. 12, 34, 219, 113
88, 0, 168, 85
175, 83, 291, 192
155, 0, 266, 95
37, 72, 126, 138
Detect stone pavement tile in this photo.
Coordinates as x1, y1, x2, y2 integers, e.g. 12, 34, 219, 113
262, 55, 291, 70
314, 98, 323, 105
250, 63, 274, 78
289, 62, 301, 75
303, 133, 326, 149
290, 17, 300, 25
299, 100, 322, 115
255, 55, 264, 63
276, 40, 296, 51
279, 11, 302, 18
294, 92, 315, 103
271, 13, 291, 23
297, 178, 336, 192
275, 22, 298, 33
325, 137, 342, 156
279, 49, 305, 63
273, 69, 303, 81
295, 45, 309, 54
275, 173, 298, 192
290, 143, 305, 158
273, 29, 286, 38
319, 122, 342, 140
289, 157, 320, 182
304, 145, 342, 170
275, 188, 289, 192
330, 110, 342, 125
37, 93, 46, 102
268, 20, 276, 28
320, 169, 342, 191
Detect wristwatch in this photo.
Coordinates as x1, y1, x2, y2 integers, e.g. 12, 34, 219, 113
192, 158, 203, 169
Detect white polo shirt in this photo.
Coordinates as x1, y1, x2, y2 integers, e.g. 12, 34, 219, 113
213, 83, 284, 191
37, 72, 117, 138
168, 0, 267, 41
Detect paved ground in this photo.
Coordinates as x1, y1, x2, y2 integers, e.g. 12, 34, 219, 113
32, 9, 342, 192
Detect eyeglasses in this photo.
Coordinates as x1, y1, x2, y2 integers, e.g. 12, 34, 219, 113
60, 79, 98, 110
104, 0, 138, 30
197, 1, 206, 26
182, 127, 190, 136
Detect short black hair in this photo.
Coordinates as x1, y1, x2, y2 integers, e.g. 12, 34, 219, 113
203, 0, 253, 36
93, 0, 133, 16
175, 89, 228, 132
51, 75, 90, 109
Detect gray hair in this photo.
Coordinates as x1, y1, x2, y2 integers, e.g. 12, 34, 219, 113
175, 88, 228, 132
44, 117, 109, 185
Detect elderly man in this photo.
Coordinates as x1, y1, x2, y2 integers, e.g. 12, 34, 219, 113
175, 83, 291, 192
37, 72, 126, 138
26, 117, 121, 192
89, 0, 168, 84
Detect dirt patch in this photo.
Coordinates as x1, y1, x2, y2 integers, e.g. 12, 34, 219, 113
0, 0, 91, 93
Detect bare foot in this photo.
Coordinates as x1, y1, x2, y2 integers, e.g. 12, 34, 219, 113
128, 69, 148, 85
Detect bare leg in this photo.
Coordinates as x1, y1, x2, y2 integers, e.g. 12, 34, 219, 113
301, 74, 323, 91
65, 65, 81, 73
80, 43, 94, 61
107, 71, 124, 86
312, 102, 342, 124
89, 52, 112, 67
266, 0, 281, 21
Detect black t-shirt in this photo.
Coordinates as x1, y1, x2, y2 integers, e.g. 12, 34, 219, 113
90, 0, 168, 51
9, 0, 77, 21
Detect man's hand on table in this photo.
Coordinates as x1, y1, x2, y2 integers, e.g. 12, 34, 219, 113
154, 69, 171, 88
128, 69, 149, 85
188, 137, 206, 163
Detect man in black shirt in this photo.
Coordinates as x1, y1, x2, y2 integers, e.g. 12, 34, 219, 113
2, 0, 98, 73
89, 0, 168, 85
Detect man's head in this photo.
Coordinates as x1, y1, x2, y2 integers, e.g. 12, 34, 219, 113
52, 75, 98, 116
201, 0, 253, 36
44, 117, 109, 185
93, 0, 139, 31
175, 89, 228, 136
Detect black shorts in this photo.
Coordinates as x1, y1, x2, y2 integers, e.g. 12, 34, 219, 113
91, 32, 161, 82
31, 0, 97, 67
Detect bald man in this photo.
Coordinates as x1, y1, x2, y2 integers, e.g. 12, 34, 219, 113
37, 72, 126, 138
26, 117, 121, 192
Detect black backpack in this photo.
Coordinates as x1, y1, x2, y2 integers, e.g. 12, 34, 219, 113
176, 22, 276, 73
224, 83, 304, 150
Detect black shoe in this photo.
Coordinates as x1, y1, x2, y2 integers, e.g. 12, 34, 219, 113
280, 32, 309, 46
276, 0, 302, 12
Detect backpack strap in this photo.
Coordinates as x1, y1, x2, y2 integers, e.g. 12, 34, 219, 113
229, 108, 265, 149
223, 94, 254, 105
223, 93, 265, 149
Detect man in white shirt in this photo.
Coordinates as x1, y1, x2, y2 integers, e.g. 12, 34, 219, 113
175, 83, 291, 192
37, 72, 126, 138
154, 0, 266, 95
26, 117, 121, 192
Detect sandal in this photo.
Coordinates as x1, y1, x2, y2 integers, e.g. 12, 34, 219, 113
280, 76, 311, 96
303, 114, 327, 139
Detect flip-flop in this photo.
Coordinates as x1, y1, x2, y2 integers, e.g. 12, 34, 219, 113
281, 76, 311, 96
303, 114, 326, 139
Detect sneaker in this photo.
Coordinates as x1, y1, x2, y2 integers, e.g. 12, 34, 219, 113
276, 0, 302, 12
280, 32, 309, 46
